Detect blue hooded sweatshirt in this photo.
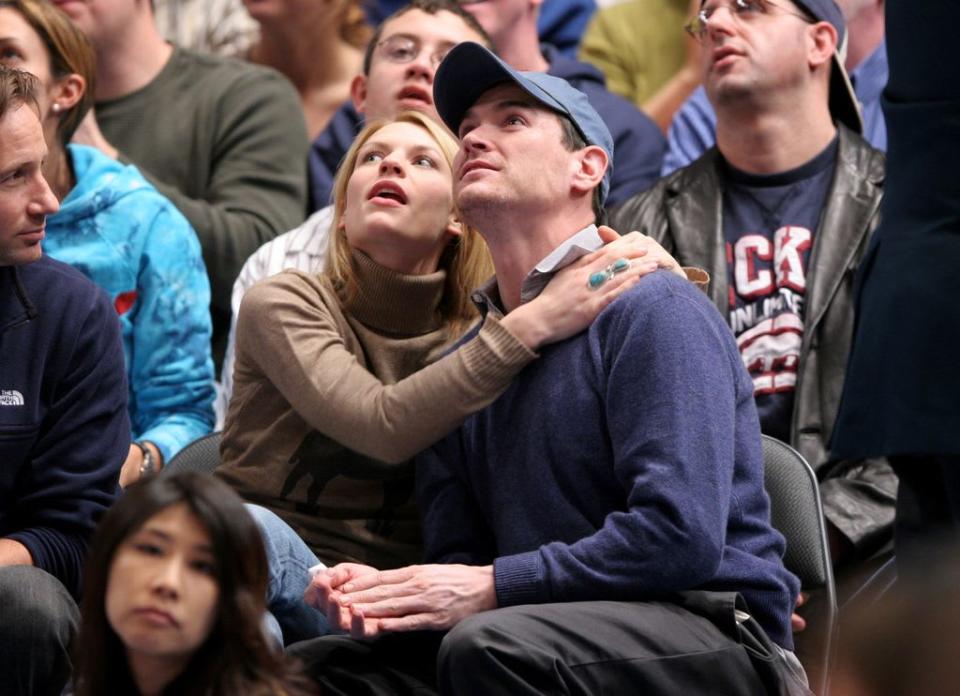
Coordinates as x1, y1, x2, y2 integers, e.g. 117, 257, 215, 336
43, 145, 215, 462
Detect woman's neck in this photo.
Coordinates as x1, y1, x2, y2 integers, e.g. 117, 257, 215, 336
250, 26, 363, 138
42, 142, 74, 203
127, 651, 188, 696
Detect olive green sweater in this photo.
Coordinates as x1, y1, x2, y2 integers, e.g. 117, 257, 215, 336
96, 47, 309, 363
218, 252, 535, 568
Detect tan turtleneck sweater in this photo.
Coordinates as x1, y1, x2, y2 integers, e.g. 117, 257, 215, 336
218, 251, 535, 568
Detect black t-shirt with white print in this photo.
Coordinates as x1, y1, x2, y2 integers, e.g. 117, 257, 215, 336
721, 137, 839, 442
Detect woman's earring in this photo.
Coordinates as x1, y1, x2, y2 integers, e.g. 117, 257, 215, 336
51, 103, 61, 113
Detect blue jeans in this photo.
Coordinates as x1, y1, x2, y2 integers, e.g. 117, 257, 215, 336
247, 504, 331, 646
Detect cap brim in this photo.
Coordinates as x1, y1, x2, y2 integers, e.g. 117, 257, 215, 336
434, 42, 567, 136
830, 51, 863, 134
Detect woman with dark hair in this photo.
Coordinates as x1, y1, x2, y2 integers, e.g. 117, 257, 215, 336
73, 471, 318, 696
0, 0, 215, 484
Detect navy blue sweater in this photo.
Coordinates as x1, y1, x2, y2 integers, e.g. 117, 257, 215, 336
0, 256, 129, 597
417, 271, 798, 649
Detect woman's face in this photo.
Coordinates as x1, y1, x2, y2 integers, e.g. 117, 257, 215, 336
105, 503, 220, 668
0, 9, 58, 127
342, 121, 460, 275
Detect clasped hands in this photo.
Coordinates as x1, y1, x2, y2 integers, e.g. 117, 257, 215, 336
304, 562, 497, 639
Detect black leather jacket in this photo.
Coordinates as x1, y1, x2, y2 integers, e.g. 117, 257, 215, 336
612, 127, 895, 555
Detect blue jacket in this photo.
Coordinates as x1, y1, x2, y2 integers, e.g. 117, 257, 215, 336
0, 256, 129, 597
44, 145, 215, 462
418, 271, 798, 650
307, 47, 665, 211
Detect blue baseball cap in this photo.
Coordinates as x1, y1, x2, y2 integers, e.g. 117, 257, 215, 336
433, 42, 615, 207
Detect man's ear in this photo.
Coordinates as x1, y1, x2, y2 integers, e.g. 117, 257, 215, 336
350, 74, 368, 114
51, 73, 85, 114
570, 145, 608, 198
807, 21, 837, 71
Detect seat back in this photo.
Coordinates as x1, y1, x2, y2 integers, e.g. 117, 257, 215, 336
761, 435, 838, 696
163, 431, 222, 475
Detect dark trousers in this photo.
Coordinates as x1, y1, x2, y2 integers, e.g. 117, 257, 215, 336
891, 456, 960, 584
0, 566, 79, 696
288, 593, 810, 695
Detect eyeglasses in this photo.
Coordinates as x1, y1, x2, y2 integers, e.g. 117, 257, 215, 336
376, 35, 453, 67
684, 0, 813, 42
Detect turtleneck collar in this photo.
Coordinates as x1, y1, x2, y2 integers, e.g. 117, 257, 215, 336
343, 249, 447, 336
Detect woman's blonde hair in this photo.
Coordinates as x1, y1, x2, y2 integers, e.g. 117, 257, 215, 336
325, 111, 493, 334
0, 0, 95, 146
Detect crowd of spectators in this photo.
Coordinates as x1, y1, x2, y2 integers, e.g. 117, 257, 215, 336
2, 0, 957, 694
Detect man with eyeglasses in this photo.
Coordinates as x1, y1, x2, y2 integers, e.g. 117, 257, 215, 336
612, 0, 893, 592
457, 0, 667, 206
662, 0, 886, 174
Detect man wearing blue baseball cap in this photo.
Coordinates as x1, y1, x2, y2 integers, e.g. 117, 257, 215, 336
292, 43, 808, 695
613, 0, 893, 595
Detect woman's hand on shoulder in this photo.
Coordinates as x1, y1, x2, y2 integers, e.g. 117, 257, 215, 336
502, 226, 676, 349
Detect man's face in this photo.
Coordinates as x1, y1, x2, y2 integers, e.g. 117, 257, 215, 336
452, 83, 581, 223
0, 104, 59, 266
700, 0, 816, 107
354, 9, 487, 121
49, 0, 139, 47
457, 0, 533, 47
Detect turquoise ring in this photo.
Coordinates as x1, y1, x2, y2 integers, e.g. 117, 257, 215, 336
610, 257, 631, 274
588, 271, 610, 289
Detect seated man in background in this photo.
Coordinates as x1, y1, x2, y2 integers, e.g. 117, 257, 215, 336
0, 67, 129, 696
612, 0, 893, 588
291, 44, 806, 695
661, 0, 886, 174
58, 0, 309, 367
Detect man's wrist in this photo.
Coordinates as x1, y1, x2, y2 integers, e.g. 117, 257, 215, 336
133, 441, 161, 477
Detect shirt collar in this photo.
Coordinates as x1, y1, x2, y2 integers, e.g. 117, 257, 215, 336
850, 40, 888, 106
471, 224, 602, 313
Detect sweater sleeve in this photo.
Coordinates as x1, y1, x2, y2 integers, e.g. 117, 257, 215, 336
130, 203, 216, 462
662, 87, 718, 176
236, 274, 537, 464
6, 288, 128, 596
121, 68, 309, 316
492, 281, 747, 606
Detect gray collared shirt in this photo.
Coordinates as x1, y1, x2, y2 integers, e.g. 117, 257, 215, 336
472, 225, 603, 314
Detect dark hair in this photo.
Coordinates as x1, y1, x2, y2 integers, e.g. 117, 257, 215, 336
362, 0, 492, 75
0, 64, 39, 121
0, 0, 96, 146
73, 472, 318, 696
557, 115, 605, 223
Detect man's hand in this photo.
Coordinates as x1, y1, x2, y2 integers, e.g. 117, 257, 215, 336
0, 538, 33, 566
597, 226, 687, 280
308, 563, 497, 640
791, 592, 808, 633
72, 110, 119, 160
119, 442, 162, 488
304, 562, 381, 632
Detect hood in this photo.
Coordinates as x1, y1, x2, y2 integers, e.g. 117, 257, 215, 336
51, 145, 155, 227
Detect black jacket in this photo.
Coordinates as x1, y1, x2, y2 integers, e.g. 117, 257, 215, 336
612, 127, 894, 554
